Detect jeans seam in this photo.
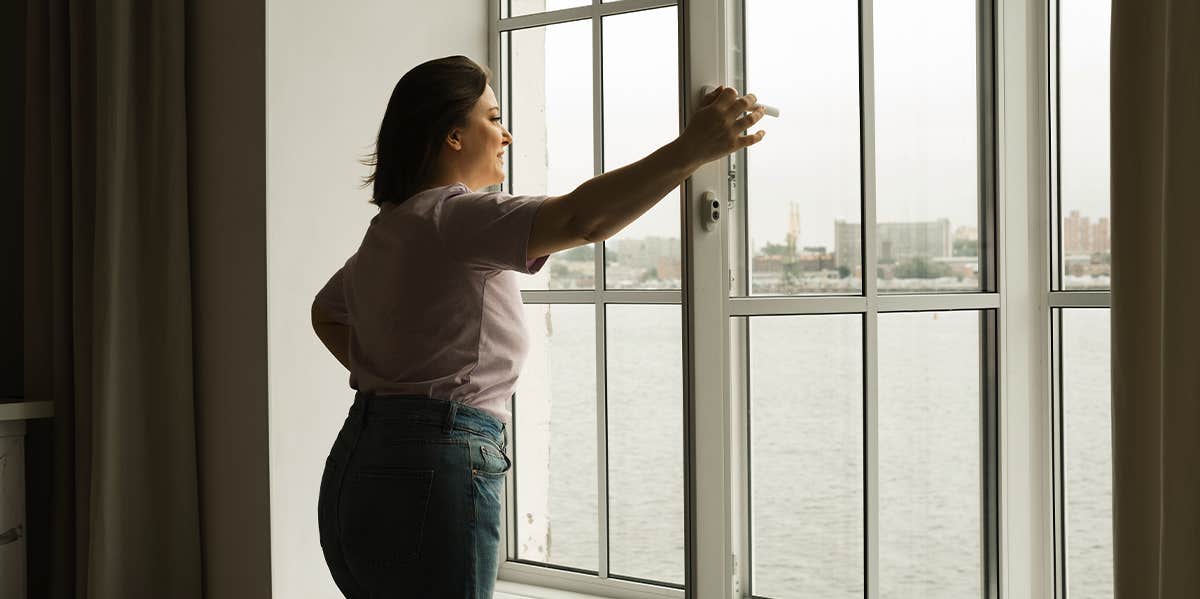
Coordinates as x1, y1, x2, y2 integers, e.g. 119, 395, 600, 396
469, 443, 479, 598
334, 407, 366, 580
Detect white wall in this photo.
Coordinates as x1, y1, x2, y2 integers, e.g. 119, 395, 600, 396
266, 1, 487, 596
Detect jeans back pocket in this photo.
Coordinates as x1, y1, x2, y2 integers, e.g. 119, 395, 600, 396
339, 466, 435, 566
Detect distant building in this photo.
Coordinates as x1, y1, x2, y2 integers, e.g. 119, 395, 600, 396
834, 222, 862, 270
834, 218, 951, 268
752, 254, 784, 273
1064, 210, 1090, 254
608, 237, 678, 270
752, 252, 834, 274
1091, 217, 1110, 253
1063, 210, 1111, 254
655, 255, 681, 281
786, 202, 801, 255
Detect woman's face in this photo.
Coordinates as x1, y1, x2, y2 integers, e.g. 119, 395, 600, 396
446, 84, 512, 191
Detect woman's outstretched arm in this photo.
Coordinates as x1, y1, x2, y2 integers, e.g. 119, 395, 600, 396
527, 86, 766, 260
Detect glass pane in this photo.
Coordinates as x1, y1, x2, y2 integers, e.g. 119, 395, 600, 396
507, 0, 590, 19
745, 0, 862, 295
1062, 308, 1113, 598
602, 8, 681, 290
874, 1, 981, 292
1059, 0, 1111, 290
514, 303, 599, 571
748, 315, 864, 598
878, 311, 981, 597
507, 22, 595, 290
606, 304, 683, 584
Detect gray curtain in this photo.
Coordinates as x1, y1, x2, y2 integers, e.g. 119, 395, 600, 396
1110, 1, 1200, 597
24, 0, 203, 597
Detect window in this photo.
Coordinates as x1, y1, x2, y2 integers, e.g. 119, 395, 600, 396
1050, 1, 1114, 597
734, 1, 997, 596
490, 1, 1089, 598
497, 1, 686, 595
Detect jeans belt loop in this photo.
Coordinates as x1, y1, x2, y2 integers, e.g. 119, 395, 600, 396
443, 400, 458, 434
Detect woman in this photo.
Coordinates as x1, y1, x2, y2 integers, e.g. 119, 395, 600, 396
312, 55, 767, 598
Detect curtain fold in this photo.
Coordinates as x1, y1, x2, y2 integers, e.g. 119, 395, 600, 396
24, 0, 203, 597
1110, 1, 1200, 597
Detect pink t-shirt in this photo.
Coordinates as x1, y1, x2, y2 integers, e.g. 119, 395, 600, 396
313, 182, 550, 424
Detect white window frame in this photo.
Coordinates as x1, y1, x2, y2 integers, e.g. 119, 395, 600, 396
491, 2, 693, 598
995, 0, 1055, 597
488, 1, 1059, 598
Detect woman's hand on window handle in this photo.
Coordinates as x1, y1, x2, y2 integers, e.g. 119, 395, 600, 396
678, 85, 768, 167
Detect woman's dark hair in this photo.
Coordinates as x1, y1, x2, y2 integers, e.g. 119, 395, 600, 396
362, 55, 492, 206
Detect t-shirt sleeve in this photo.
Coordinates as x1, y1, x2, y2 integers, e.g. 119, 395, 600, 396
435, 189, 551, 274
313, 255, 353, 325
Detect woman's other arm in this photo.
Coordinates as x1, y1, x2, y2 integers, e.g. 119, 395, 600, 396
312, 301, 351, 371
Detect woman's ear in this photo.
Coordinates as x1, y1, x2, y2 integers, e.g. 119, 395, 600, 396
445, 129, 463, 152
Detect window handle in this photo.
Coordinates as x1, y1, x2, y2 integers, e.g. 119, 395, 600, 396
700, 85, 780, 117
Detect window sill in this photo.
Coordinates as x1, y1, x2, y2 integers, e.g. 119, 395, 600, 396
496, 580, 615, 599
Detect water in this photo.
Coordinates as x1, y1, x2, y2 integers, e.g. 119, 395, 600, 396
513, 305, 1112, 598
1062, 310, 1113, 599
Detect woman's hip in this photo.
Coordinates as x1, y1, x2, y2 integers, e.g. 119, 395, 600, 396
317, 390, 512, 597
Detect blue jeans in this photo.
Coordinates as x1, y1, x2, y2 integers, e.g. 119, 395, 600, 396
318, 391, 512, 598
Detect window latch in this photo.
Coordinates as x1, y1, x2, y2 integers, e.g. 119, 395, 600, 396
700, 191, 721, 232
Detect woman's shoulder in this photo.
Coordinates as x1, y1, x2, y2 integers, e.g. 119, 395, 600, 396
373, 184, 466, 222
407, 183, 477, 212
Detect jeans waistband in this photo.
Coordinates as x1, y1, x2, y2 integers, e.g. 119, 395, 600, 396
351, 390, 506, 442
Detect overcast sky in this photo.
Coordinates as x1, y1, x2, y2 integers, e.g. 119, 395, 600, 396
522, 0, 1110, 251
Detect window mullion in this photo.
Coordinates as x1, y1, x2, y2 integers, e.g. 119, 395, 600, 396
595, 296, 610, 579
592, 2, 612, 580
859, 1, 880, 598
995, 0, 1054, 596
978, 1, 1002, 595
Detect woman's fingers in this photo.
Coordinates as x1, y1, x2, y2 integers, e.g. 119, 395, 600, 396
734, 106, 767, 132
730, 98, 766, 151
730, 93, 758, 116
739, 129, 767, 148
701, 85, 734, 109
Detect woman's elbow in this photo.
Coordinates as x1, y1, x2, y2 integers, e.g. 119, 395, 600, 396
310, 301, 325, 332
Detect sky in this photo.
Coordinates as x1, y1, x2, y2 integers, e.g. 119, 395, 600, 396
510, 0, 1111, 251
